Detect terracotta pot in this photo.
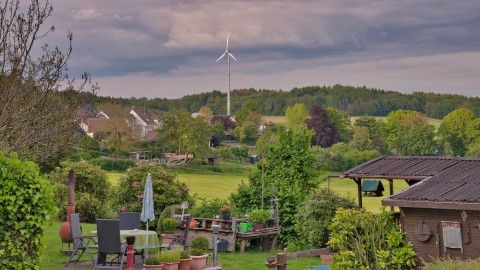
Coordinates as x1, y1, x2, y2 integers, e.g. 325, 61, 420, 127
320, 254, 334, 265
189, 254, 208, 270
178, 257, 192, 270
162, 261, 179, 270
161, 234, 182, 245
252, 223, 264, 231
143, 263, 164, 270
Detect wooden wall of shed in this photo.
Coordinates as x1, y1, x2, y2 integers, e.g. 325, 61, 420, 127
401, 207, 480, 263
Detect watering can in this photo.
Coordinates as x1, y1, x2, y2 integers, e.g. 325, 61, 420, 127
238, 222, 248, 233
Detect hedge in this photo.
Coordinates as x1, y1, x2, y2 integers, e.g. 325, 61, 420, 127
90, 158, 136, 171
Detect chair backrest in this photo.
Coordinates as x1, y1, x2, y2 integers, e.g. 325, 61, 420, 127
119, 212, 140, 230
69, 213, 82, 246
96, 219, 122, 254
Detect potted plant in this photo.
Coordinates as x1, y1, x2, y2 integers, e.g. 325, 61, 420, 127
160, 249, 181, 270
189, 236, 209, 270
161, 217, 180, 245
143, 253, 164, 270
178, 250, 191, 270
249, 209, 272, 231
219, 205, 231, 220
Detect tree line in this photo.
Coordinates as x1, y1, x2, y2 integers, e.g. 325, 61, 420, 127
80, 84, 480, 119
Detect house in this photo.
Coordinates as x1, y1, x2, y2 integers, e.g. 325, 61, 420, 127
336, 156, 480, 262
129, 107, 162, 140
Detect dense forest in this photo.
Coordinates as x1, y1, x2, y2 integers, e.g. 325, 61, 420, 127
81, 84, 480, 119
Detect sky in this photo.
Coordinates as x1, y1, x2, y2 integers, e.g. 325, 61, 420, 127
42, 0, 480, 99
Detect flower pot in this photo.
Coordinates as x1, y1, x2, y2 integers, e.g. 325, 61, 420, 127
222, 214, 230, 220
161, 234, 182, 245
162, 261, 179, 270
143, 263, 164, 270
320, 254, 334, 265
189, 254, 208, 270
179, 257, 192, 270
267, 219, 275, 228
238, 222, 248, 233
252, 223, 264, 231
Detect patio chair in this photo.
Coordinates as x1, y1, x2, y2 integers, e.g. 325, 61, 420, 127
65, 213, 97, 266
93, 219, 125, 269
119, 212, 144, 262
119, 212, 140, 230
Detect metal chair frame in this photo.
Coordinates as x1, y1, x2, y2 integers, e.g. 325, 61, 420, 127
65, 213, 97, 267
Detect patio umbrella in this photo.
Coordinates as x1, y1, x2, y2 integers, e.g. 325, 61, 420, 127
140, 173, 155, 257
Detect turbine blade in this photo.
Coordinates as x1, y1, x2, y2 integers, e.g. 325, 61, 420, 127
226, 33, 229, 50
216, 53, 226, 62
228, 52, 238, 61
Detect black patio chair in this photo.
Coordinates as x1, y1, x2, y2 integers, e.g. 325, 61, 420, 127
119, 212, 140, 230
65, 213, 97, 266
93, 219, 125, 269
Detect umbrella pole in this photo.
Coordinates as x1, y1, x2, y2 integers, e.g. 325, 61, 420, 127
146, 221, 149, 258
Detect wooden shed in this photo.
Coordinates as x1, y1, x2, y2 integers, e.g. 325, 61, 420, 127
336, 156, 480, 262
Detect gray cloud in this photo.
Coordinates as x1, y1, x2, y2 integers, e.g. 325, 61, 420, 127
40, 0, 480, 97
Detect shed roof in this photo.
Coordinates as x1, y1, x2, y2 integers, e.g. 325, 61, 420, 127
338, 156, 480, 209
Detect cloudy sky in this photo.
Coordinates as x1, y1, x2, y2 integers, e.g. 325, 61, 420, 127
43, 0, 480, 99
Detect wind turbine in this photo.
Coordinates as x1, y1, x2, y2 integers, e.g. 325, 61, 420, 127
216, 33, 237, 116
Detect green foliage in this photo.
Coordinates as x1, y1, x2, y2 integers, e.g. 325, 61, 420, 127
326, 107, 353, 143
249, 209, 272, 224
192, 198, 229, 218
295, 188, 357, 249
399, 124, 437, 156
236, 121, 259, 144
145, 254, 162, 265
349, 126, 373, 151
216, 147, 234, 160
439, 108, 476, 156
156, 204, 183, 233
160, 250, 181, 263
313, 143, 378, 172
180, 250, 190, 259
192, 236, 209, 251
0, 152, 55, 270
255, 122, 280, 156
285, 103, 309, 131
237, 99, 261, 125
327, 208, 416, 270
231, 145, 249, 162
190, 248, 205, 256
162, 218, 178, 234
90, 158, 136, 171
112, 164, 193, 230
231, 126, 318, 245
48, 161, 111, 222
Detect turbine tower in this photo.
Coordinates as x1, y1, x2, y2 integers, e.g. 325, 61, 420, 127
216, 33, 237, 115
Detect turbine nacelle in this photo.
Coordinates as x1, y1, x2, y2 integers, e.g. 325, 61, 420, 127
216, 33, 237, 62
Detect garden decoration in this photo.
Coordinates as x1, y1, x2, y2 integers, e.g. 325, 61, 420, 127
59, 169, 76, 245
140, 173, 155, 257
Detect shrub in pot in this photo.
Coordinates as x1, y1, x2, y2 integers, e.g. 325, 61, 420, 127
190, 236, 210, 270
144, 253, 163, 270
162, 217, 180, 245
179, 250, 191, 270
249, 209, 272, 230
160, 250, 181, 270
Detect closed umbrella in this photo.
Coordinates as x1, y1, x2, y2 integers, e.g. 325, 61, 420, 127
140, 173, 155, 257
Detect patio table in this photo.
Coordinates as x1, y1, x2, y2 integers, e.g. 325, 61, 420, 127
120, 229, 160, 250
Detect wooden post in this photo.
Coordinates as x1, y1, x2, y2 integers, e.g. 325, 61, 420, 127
389, 179, 394, 212
355, 178, 363, 209
240, 240, 246, 253
274, 198, 279, 228
232, 217, 237, 253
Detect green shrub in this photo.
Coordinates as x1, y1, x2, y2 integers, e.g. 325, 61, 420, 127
327, 208, 416, 270
0, 152, 55, 270
112, 164, 193, 230
191, 198, 229, 218
162, 218, 178, 234
180, 250, 190, 259
192, 236, 209, 251
47, 161, 111, 222
145, 254, 162, 265
90, 158, 136, 171
249, 209, 272, 224
160, 250, 181, 263
295, 188, 357, 249
190, 248, 205, 256
156, 204, 182, 233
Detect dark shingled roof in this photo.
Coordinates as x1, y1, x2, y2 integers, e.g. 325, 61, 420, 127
339, 156, 480, 208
